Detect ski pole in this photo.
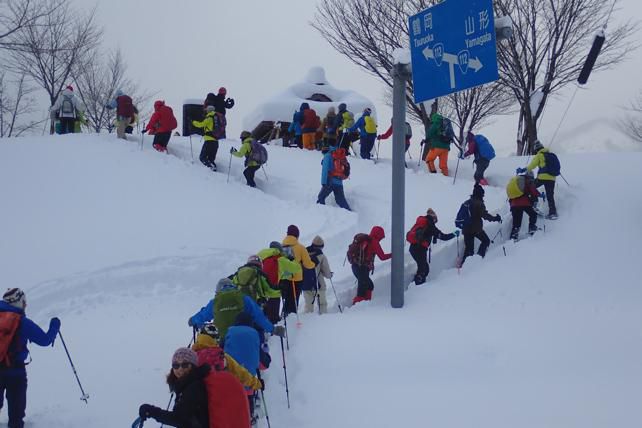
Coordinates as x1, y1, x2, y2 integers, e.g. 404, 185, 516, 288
375, 139, 380, 162
58, 331, 89, 403
188, 326, 196, 347
159, 393, 174, 428
291, 280, 302, 328
560, 172, 570, 186
279, 336, 290, 409
260, 388, 271, 428
189, 135, 194, 163
261, 164, 269, 181
131, 416, 144, 428
456, 234, 460, 259
428, 246, 432, 264
226, 152, 233, 183
282, 308, 289, 351
329, 277, 343, 313
140, 122, 145, 151
452, 155, 461, 185
490, 228, 503, 243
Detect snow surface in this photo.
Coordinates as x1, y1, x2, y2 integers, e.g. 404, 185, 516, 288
0, 132, 641, 427
242, 67, 376, 131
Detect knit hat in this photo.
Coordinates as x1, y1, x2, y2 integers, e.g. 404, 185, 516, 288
533, 140, 544, 152
269, 241, 283, 252
287, 225, 299, 238
327, 106, 335, 114
3, 288, 25, 309
66, 85, 73, 92
215, 278, 234, 293
426, 208, 438, 223
172, 347, 198, 366
247, 255, 262, 268
472, 184, 485, 199
218, 87, 227, 95
312, 235, 324, 247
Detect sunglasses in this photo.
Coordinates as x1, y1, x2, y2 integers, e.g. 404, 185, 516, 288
172, 362, 192, 370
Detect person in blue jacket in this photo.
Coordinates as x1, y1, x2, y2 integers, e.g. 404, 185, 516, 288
462, 132, 496, 185
287, 110, 302, 149
316, 146, 351, 211
0, 288, 60, 428
348, 108, 377, 159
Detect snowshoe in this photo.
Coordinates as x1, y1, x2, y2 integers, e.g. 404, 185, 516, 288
545, 213, 558, 220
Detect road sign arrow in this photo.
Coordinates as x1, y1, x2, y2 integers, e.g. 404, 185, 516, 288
469, 57, 483, 72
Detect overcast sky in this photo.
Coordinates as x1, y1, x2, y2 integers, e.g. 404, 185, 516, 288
81, 0, 641, 155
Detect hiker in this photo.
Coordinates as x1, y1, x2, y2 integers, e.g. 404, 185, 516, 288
507, 171, 540, 240
192, 325, 262, 391
457, 184, 502, 266
334, 103, 356, 153
229, 255, 277, 305
348, 108, 377, 159
525, 140, 559, 220
302, 236, 333, 314
187, 278, 285, 341
462, 132, 495, 185
348, 226, 391, 304
144, 100, 177, 153
257, 242, 301, 323
281, 225, 316, 316
192, 105, 226, 171
425, 111, 453, 176
230, 131, 263, 187
50, 85, 83, 135
320, 106, 337, 150
317, 145, 352, 211
406, 209, 458, 285
287, 109, 303, 149
300, 103, 320, 150
106, 89, 135, 140
377, 118, 412, 154
0, 288, 60, 428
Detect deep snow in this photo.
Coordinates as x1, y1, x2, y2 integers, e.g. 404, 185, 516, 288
0, 133, 641, 427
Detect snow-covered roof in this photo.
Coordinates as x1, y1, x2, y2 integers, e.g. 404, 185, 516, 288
242, 66, 376, 130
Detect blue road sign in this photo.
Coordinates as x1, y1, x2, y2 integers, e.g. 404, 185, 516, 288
409, 0, 499, 103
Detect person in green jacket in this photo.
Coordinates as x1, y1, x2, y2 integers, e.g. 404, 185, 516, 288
257, 242, 301, 323
526, 140, 558, 219
424, 112, 452, 176
230, 131, 260, 187
230, 255, 276, 305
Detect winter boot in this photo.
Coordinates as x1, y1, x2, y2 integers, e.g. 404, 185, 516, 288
528, 224, 539, 235
510, 228, 519, 241
414, 274, 426, 285
364, 290, 373, 300
546, 213, 558, 220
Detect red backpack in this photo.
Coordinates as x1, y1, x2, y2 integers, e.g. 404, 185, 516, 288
329, 148, 350, 180
261, 255, 279, 287
346, 233, 371, 266
166, 106, 177, 131
204, 370, 250, 428
117, 95, 134, 117
0, 312, 22, 366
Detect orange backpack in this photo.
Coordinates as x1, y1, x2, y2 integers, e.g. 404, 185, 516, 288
0, 312, 22, 366
329, 148, 350, 180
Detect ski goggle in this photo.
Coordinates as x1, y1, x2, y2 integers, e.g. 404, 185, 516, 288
171, 362, 192, 370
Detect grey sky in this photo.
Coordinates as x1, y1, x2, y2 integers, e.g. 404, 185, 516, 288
85, 0, 641, 154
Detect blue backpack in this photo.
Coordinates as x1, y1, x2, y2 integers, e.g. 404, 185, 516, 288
542, 152, 561, 176
475, 135, 495, 160
455, 200, 472, 229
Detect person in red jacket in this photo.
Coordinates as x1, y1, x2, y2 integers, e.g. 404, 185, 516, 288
406, 209, 458, 285
145, 100, 178, 152
352, 226, 391, 304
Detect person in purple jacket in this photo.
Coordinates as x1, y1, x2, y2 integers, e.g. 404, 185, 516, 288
0, 288, 60, 428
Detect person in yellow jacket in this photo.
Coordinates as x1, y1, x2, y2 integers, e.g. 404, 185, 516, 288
191, 328, 262, 391
231, 131, 261, 187
192, 105, 226, 171
257, 242, 302, 323
526, 140, 558, 219
281, 225, 315, 316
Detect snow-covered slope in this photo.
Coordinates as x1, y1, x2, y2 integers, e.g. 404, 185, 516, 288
0, 133, 640, 427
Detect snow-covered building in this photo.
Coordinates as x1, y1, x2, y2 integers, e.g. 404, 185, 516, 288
243, 67, 376, 141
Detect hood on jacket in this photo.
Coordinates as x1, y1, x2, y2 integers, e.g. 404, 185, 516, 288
300, 102, 310, 111
430, 112, 442, 124
363, 108, 371, 116
369, 226, 385, 241
282, 235, 300, 247
115, 89, 124, 97
154, 100, 165, 110
338, 103, 347, 112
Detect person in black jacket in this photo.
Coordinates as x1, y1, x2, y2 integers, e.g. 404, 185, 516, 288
139, 348, 209, 428
460, 184, 501, 266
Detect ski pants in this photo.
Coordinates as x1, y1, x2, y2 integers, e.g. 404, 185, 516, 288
317, 184, 351, 211
351, 264, 373, 300
426, 148, 449, 176
473, 158, 490, 182
281, 279, 302, 315
535, 179, 557, 216
302, 132, 316, 150
59, 117, 76, 135
511, 206, 538, 237
152, 132, 171, 151
199, 139, 219, 170
462, 230, 490, 265
116, 116, 131, 139
263, 297, 281, 324
243, 165, 260, 187
409, 243, 429, 282
303, 287, 327, 314
0, 369, 27, 428
359, 134, 376, 159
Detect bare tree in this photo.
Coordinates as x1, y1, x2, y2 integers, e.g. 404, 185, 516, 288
0, 69, 43, 137
619, 90, 642, 142
494, 0, 638, 154
313, 0, 514, 146
7, 0, 102, 132
0, 0, 62, 49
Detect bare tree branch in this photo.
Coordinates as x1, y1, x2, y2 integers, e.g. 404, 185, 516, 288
619, 89, 642, 142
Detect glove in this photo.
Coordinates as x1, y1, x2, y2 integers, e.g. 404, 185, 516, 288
139, 404, 158, 420
539, 192, 546, 200
259, 378, 265, 391
453, 230, 460, 237
230, 147, 237, 154
494, 215, 502, 223
188, 317, 194, 327
516, 167, 527, 174
272, 325, 286, 338
141, 129, 147, 134
329, 272, 334, 279
376, 135, 381, 140
50, 317, 61, 332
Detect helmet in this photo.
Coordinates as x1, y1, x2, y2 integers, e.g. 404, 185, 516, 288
240, 130, 252, 139
201, 323, 220, 341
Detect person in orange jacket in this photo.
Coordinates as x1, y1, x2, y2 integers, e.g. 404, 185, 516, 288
351, 226, 391, 304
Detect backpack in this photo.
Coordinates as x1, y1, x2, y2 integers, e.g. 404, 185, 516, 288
0, 311, 22, 366
60, 95, 75, 118
166, 106, 178, 131
248, 140, 268, 165
343, 111, 355, 129
213, 113, 227, 139
405, 122, 412, 139
204, 370, 251, 428
506, 175, 526, 199
475, 134, 495, 160
301, 267, 318, 291
213, 288, 244, 340
455, 200, 472, 229
542, 152, 561, 176
440, 117, 455, 142
329, 148, 350, 180
364, 116, 377, 134
234, 266, 261, 302
117, 95, 134, 118
346, 233, 371, 266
